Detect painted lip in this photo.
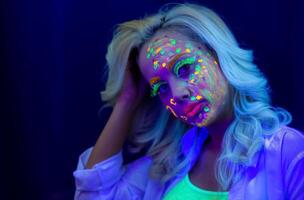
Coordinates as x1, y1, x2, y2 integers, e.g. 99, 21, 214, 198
184, 101, 205, 118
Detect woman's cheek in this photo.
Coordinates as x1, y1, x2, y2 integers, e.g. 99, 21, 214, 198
163, 98, 179, 118
188, 75, 208, 95
165, 104, 179, 118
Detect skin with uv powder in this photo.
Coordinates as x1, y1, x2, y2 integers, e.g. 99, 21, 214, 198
139, 33, 229, 127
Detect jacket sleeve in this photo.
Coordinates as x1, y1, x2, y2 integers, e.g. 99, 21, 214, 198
281, 127, 304, 200
73, 147, 153, 200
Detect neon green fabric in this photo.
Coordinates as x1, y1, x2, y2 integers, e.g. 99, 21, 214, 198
163, 174, 228, 200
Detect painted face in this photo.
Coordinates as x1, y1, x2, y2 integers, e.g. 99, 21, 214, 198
138, 32, 231, 127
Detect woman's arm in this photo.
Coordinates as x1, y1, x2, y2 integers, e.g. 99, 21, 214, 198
85, 101, 135, 169
74, 64, 151, 199
282, 127, 304, 199
86, 59, 149, 169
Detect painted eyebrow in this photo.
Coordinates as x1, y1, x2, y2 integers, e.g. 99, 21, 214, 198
167, 53, 187, 72
173, 56, 196, 75
149, 53, 189, 85
149, 76, 161, 86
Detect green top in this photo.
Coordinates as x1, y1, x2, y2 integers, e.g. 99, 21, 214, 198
163, 174, 228, 200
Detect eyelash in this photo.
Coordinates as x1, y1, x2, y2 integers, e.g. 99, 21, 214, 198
151, 82, 167, 97
174, 57, 195, 77
150, 57, 196, 97
175, 63, 191, 77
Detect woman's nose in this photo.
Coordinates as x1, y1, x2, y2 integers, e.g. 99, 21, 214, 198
169, 78, 191, 103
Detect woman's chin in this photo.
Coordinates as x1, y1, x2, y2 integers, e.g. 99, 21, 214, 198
182, 113, 211, 128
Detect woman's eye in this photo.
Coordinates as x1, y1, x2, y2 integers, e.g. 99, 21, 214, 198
151, 82, 169, 97
177, 64, 190, 77
174, 57, 195, 78
158, 83, 169, 95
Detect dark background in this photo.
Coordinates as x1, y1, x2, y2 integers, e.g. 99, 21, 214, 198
1, 0, 303, 199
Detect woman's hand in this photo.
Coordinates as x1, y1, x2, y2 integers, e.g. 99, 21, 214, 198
86, 58, 148, 168
116, 57, 149, 111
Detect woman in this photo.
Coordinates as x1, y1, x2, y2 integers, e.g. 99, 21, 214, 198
73, 3, 304, 200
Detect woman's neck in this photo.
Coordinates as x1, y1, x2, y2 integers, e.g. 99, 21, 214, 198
205, 119, 231, 151
204, 109, 234, 152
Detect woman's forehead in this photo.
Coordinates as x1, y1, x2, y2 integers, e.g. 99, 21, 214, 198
138, 32, 211, 78
145, 33, 203, 59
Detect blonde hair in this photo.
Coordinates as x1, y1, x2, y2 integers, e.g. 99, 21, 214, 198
100, 3, 291, 190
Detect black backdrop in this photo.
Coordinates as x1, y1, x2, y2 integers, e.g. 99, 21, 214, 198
1, 0, 303, 199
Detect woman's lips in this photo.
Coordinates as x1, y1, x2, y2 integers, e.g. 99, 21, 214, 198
184, 101, 204, 118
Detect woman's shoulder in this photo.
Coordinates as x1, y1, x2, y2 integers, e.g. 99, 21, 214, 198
265, 126, 304, 148
264, 126, 304, 167
263, 127, 304, 199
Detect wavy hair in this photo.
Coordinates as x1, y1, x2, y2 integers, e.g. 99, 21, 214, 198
100, 3, 292, 190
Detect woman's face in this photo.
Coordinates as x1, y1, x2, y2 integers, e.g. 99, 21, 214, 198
138, 32, 232, 127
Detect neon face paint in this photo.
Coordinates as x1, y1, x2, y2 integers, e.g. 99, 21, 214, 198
139, 33, 230, 127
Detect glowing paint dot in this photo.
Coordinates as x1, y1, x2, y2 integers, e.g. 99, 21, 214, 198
162, 62, 166, 67
170, 39, 176, 45
146, 53, 151, 59
170, 98, 176, 105
214, 60, 218, 65
155, 47, 162, 54
198, 59, 203, 63
160, 49, 165, 55
194, 71, 199, 75
185, 48, 191, 53
204, 106, 210, 113
153, 60, 159, 69
196, 95, 202, 100
190, 96, 196, 101
202, 65, 207, 69
176, 48, 181, 53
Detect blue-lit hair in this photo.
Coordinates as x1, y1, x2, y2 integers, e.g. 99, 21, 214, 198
101, 3, 291, 190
